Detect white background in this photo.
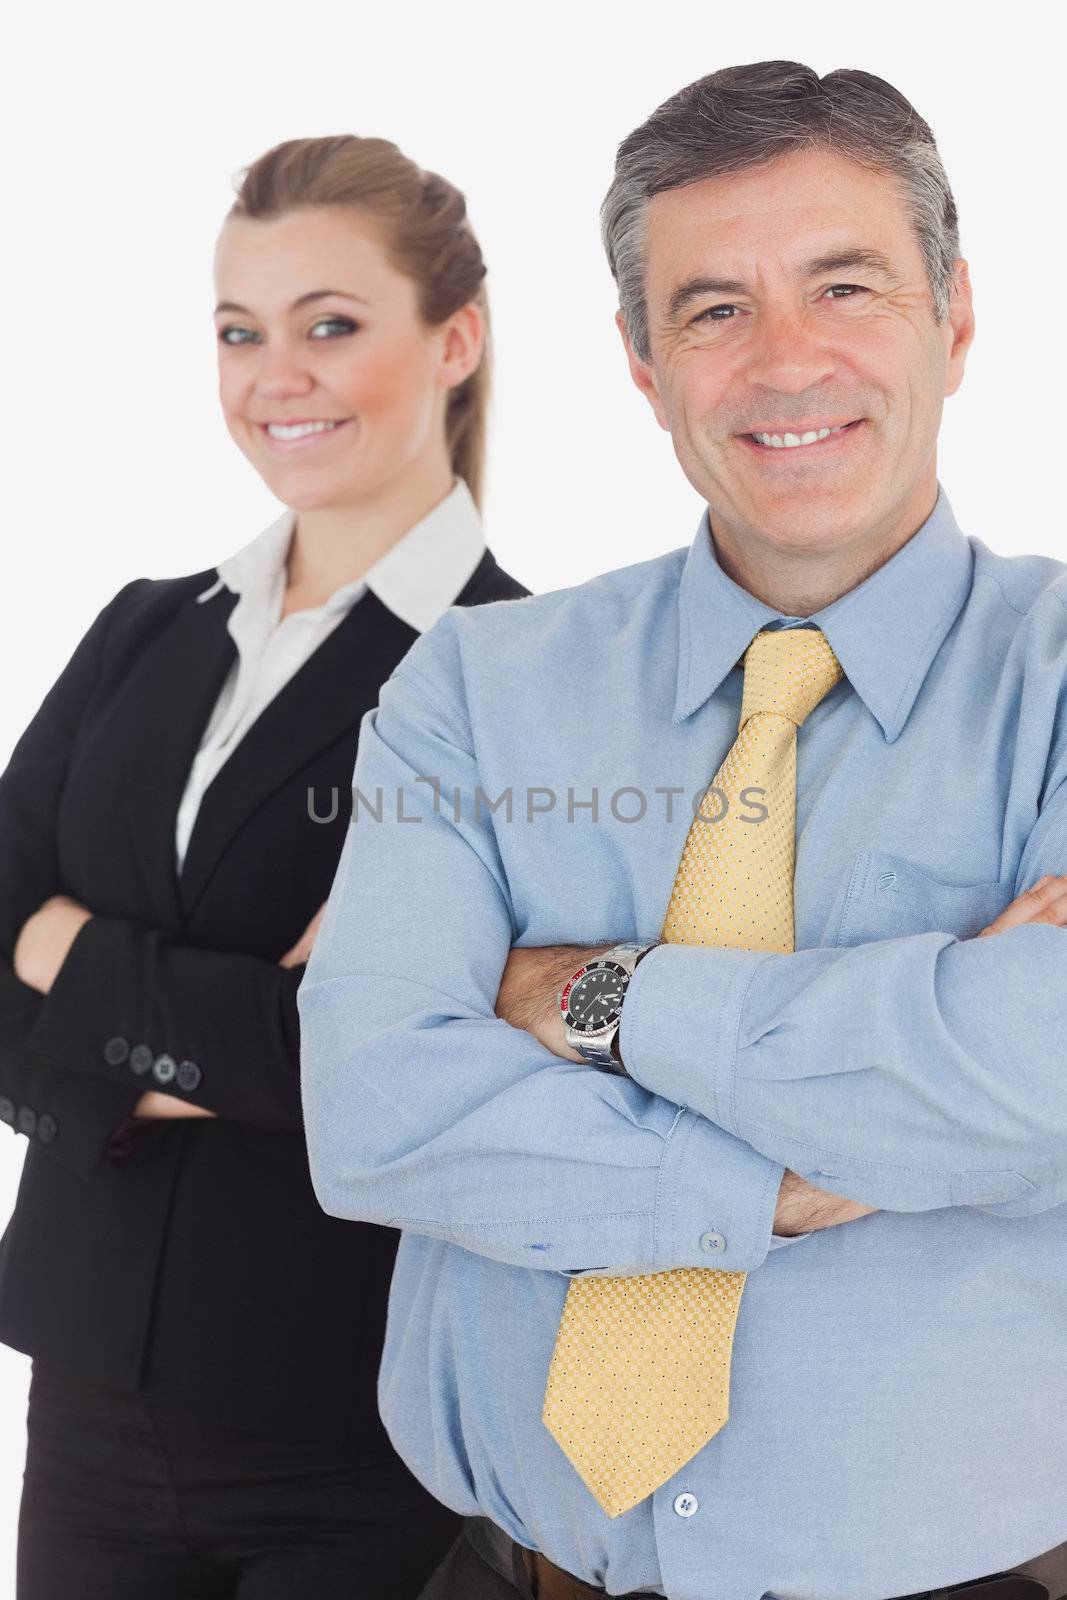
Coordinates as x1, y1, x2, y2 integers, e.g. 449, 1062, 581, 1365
0, 1, 1060, 1590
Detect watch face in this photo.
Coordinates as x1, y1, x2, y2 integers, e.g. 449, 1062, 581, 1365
563, 961, 627, 1034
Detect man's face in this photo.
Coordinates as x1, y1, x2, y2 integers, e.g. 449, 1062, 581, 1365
621, 146, 974, 561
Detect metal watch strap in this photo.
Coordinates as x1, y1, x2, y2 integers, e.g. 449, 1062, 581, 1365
565, 941, 657, 1072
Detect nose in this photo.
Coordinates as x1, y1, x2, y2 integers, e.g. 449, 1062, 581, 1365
743, 304, 836, 397
251, 339, 316, 398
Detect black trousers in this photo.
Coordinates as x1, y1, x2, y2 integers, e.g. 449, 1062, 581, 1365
17, 1359, 461, 1600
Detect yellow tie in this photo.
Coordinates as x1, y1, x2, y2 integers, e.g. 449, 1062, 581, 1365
542, 625, 844, 1518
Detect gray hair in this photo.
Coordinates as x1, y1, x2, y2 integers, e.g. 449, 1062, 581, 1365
601, 60, 960, 363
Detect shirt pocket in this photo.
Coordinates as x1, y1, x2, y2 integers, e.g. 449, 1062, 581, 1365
834, 848, 1016, 947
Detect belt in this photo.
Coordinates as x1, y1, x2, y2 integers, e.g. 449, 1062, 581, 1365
466, 1517, 1057, 1600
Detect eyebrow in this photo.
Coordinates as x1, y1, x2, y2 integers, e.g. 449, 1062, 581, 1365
665, 248, 898, 322
213, 289, 370, 316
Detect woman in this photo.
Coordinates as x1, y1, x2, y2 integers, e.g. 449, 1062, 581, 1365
0, 134, 529, 1599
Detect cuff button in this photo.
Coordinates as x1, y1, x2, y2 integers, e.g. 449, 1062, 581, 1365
16, 1107, 37, 1137
104, 1036, 130, 1066
699, 1231, 726, 1254
152, 1054, 177, 1085
37, 1114, 57, 1145
0, 1097, 15, 1126
176, 1060, 201, 1092
129, 1044, 153, 1075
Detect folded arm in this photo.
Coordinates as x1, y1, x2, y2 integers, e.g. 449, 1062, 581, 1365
616, 821, 1067, 1216
0, 954, 146, 1177
494, 941, 877, 1240
21, 913, 306, 1129
1, 580, 310, 1181
0, 582, 154, 1177
298, 648, 829, 1276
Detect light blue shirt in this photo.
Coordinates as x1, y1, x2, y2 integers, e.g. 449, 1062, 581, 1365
298, 482, 1067, 1600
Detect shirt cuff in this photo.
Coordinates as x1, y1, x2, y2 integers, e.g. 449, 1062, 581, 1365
618, 941, 771, 1133
653, 1103, 789, 1271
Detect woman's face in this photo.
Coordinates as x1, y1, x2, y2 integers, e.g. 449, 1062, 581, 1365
213, 206, 470, 510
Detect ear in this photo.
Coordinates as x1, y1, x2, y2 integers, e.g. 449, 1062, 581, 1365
439, 302, 485, 390
943, 258, 975, 400
615, 308, 670, 431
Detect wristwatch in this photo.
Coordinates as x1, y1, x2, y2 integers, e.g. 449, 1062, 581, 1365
559, 940, 659, 1074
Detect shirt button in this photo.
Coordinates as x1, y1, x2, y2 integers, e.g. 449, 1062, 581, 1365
673, 1492, 699, 1518
176, 1060, 202, 1092
104, 1035, 129, 1066
699, 1231, 726, 1254
129, 1044, 153, 1075
152, 1054, 177, 1085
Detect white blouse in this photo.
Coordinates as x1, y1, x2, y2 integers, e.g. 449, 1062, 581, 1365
175, 477, 487, 870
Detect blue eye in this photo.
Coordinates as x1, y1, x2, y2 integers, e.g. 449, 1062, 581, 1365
309, 317, 358, 339
216, 316, 358, 346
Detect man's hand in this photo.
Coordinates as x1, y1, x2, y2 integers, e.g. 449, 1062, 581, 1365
13, 894, 92, 994
494, 942, 618, 1061
976, 873, 1067, 936
494, 941, 874, 1236
498, 884, 1067, 1240
773, 1170, 878, 1235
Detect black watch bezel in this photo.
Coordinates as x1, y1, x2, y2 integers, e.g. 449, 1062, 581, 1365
559, 959, 630, 1035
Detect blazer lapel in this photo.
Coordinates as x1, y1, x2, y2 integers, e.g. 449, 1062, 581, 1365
177, 586, 418, 918
100, 581, 239, 929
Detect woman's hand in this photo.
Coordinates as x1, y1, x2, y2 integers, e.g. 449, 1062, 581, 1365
134, 898, 330, 1115
279, 902, 327, 968
13, 896, 219, 1120
977, 874, 1067, 936
13, 894, 93, 993
132, 1091, 217, 1120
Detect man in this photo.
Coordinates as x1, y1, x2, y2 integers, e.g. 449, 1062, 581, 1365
298, 61, 1067, 1600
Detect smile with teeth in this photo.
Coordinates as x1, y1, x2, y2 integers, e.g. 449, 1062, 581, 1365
749, 421, 859, 449
263, 419, 347, 440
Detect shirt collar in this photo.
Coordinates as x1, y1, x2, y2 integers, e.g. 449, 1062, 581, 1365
673, 479, 974, 744
196, 476, 487, 634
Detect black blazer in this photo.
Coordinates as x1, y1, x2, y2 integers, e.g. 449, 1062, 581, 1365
0, 544, 529, 1444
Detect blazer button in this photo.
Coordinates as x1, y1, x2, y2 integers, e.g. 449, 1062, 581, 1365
37, 1114, 58, 1145
176, 1060, 202, 1092
152, 1054, 177, 1085
104, 1035, 130, 1066
0, 1096, 15, 1125
16, 1106, 37, 1137
129, 1044, 154, 1075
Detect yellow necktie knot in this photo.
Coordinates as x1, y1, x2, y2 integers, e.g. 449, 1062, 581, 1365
740, 626, 843, 729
